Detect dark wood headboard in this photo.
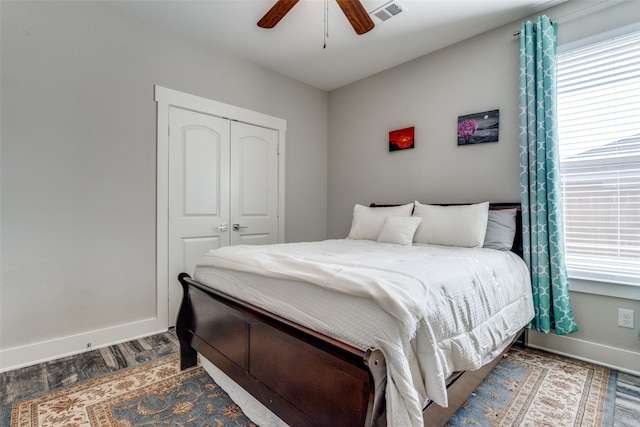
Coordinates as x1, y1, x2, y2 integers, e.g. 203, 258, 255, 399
369, 202, 523, 258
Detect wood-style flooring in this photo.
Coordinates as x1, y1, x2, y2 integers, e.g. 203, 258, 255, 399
615, 371, 640, 426
1, 330, 638, 426
0, 330, 179, 409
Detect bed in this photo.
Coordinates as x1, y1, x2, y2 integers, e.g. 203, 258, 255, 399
176, 202, 533, 427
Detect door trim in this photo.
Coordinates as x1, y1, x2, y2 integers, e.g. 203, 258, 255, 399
155, 85, 286, 327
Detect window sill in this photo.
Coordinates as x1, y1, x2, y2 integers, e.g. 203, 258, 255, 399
569, 277, 640, 300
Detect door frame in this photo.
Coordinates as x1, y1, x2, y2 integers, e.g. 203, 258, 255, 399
155, 85, 286, 327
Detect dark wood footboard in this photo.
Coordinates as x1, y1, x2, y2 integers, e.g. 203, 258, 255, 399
176, 273, 387, 427
177, 273, 524, 427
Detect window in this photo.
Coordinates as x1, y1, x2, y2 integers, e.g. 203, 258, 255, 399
557, 29, 640, 286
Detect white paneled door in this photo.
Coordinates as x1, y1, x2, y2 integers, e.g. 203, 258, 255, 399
230, 121, 279, 246
167, 107, 279, 324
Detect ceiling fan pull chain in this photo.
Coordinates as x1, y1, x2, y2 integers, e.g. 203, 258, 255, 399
323, 0, 329, 48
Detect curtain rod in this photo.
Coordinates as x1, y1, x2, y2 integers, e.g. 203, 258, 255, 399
513, 23, 552, 38
512, 0, 613, 37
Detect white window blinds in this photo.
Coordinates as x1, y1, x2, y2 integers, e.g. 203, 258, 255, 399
557, 29, 640, 286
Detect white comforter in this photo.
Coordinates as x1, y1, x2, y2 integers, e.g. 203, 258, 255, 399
195, 239, 533, 427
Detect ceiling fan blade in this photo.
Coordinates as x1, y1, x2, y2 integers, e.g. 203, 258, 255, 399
335, 0, 375, 35
257, 0, 300, 29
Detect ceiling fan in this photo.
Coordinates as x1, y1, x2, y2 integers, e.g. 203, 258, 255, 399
257, 0, 375, 35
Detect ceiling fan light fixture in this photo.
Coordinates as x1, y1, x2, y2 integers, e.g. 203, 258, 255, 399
258, 0, 375, 35
370, 0, 407, 23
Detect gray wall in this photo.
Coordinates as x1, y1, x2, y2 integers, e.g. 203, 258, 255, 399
0, 1, 327, 362
327, 23, 521, 238
327, 0, 640, 372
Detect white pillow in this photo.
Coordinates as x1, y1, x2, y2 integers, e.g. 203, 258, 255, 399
412, 201, 490, 248
377, 216, 423, 245
347, 203, 414, 240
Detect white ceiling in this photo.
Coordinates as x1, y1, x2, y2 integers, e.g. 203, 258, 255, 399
107, 0, 566, 91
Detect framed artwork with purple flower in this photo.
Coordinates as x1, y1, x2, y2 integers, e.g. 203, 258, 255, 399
457, 109, 499, 145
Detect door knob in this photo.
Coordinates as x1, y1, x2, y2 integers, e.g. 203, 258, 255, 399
216, 224, 229, 231
233, 224, 248, 231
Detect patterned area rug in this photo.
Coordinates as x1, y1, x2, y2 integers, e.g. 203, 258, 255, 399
4, 348, 616, 427
5, 355, 256, 427
447, 347, 616, 427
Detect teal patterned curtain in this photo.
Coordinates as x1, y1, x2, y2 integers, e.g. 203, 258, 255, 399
518, 16, 578, 335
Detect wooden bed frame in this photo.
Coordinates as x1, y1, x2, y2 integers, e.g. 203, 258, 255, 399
176, 203, 525, 427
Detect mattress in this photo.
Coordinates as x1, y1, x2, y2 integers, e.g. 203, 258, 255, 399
194, 239, 534, 427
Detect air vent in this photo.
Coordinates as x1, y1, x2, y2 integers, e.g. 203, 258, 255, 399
370, 0, 407, 23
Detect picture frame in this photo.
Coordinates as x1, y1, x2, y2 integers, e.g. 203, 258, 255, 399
457, 110, 499, 145
389, 126, 415, 151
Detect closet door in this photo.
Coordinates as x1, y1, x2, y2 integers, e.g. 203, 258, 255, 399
230, 122, 279, 245
157, 85, 286, 329
168, 107, 230, 323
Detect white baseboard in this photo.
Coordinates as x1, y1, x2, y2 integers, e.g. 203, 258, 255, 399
527, 330, 640, 376
0, 317, 168, 373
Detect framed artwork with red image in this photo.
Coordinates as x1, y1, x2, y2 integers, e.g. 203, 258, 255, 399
389, 126, 414, 151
